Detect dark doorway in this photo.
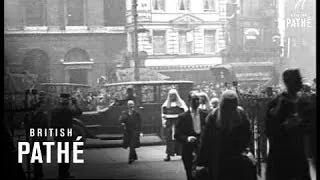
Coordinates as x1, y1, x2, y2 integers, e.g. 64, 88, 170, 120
69, 69, 88, 85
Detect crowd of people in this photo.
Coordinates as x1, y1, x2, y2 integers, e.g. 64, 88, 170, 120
157, 68, 316, 180
5, 68, 316, 180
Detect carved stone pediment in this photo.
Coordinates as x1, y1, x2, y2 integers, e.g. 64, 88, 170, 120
170, 14, 204, 24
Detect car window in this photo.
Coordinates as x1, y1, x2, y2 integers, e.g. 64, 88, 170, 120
105, 85, 135, 101
141, 85, 155, 103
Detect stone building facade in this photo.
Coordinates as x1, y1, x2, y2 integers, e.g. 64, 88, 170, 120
279, 0, 316, 81
125, 0, 228, 82
5, 0, 126, 86
224, 0, 280, 63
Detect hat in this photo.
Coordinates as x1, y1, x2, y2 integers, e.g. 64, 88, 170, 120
60, 93, 70, 98
39, 91, 46, 97
282, 68, 301, 82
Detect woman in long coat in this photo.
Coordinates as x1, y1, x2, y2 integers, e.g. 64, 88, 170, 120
162, 89, 188, 161
119, 100, 142, 164
196, 90, 257, 180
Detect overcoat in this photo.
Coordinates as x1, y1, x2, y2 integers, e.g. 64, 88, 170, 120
265, 92, 311, 180
119, 110, 142, 149
197, 108, 257, 180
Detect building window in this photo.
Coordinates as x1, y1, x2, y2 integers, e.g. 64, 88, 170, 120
153, 0, 165, 11
243, 28, 260, 50
65, 48, 90, 62
26, 0, 46, 26
203, 0, 215, 11
67, 0, 84, 26
178, 0, 190, 10
204, 30, 216, 53
179, 31, 193, 54
104, 0, 126, 26
153, 30, 166, 54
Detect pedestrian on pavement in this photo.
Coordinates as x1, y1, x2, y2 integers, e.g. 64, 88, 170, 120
198, 92, 212, 112
161, 89, 188, 161
175, 92, 209, 180
119, 100, 142, 164
209, 97, 219, 113
51, 93, 82, 179
196, 90, 257, 180
70, 96, 83, 118
29, 91, 49, 180
265, 69, 311, 180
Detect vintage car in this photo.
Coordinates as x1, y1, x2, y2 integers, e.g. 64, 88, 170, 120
38, 83, 95, 141
76, 80, 194, 142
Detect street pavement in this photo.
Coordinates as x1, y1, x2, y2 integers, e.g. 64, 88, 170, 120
42, 145, 186, 180
85, 135, 164, 148
38, 144, 316, 180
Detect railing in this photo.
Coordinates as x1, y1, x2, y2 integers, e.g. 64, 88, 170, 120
239, 95, 273, 177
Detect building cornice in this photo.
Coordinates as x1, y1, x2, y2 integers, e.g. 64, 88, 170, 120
4, 26, 126, 35
148, 64, 217, 71
146, 54, 221, 59
126, 21, 226, 28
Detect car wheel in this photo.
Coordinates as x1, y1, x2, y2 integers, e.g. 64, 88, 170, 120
72, 124, 87, 148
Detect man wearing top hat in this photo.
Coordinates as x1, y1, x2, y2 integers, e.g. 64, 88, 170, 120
51, 93, 82, 179
265, 69, 312, 180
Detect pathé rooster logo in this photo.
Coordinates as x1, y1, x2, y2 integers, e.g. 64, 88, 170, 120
294, 0, 307, 11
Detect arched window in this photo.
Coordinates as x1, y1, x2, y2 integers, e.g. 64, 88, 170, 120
65, 48, 90, 62
243, 28, 260, 50
22, 49, 49, 83
64, 48, 90, 85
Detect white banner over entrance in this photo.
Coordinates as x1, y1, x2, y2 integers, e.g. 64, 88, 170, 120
144, 57, 222, 68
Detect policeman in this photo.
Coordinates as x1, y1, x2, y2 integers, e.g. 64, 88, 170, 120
51, 93, 82, 179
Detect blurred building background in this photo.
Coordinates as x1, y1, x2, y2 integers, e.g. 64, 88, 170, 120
280, 0, 316, 82
4, 0, 126, 86
224, 0, 281, 63
4, 0, 316, 86
125, 0, 228, 83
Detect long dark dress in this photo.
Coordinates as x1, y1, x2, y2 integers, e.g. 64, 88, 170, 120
265, 92, 311, 180
119, 110, 142, 149
163, 106, 185, 156
197, 108, 257, 180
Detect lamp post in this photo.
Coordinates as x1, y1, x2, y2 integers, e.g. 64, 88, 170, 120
132, 0, 140, 81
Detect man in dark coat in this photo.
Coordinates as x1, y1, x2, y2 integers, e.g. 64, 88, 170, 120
29, 91, 49, 180
175, 92, 208, 180
51, 93, 82, 179
119, 100, 142, 164
265, 69, 311, 180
